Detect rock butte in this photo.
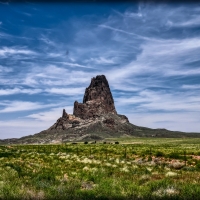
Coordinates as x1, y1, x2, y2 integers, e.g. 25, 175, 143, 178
46, 75, 132, 141
48, 75, 129, 131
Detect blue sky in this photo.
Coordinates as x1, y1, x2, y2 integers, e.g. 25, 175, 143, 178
0, 2, 200, 139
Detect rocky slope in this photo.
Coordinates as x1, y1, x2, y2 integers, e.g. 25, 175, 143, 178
1, 75, 200, 144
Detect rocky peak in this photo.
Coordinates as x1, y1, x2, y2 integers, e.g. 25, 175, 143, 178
73, 75, 117, 119
83, 75, 111, 103
62, 109, 68, 118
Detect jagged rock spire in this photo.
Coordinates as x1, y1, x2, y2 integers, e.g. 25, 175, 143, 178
73, 75, 117, 119
83, 75, 113, 103
62, 109, 68, 118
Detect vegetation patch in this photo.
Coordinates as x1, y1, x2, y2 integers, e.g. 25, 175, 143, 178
0, 137, 200, 199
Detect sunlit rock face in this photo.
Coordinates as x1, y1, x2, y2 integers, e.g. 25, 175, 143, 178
73, 75, 117, 119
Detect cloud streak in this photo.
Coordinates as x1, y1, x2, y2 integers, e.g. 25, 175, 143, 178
0, 88, 42, 96
0, 47, 37, 57
0, 101, 60, 113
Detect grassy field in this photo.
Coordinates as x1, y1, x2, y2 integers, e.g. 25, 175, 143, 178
0, 137, 200, 200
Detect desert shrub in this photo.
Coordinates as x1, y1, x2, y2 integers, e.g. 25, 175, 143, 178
147, 156, 152, 161
140, 153, 146, 157
196, 162, 200, 170
0, 152, 14, 158
34, 170, 56, 182
182, 166, 196, 171
155, 151, 165, 157
168, 152, 181, 159
179, 183, 200, 199
4, 163, 24, 177
187, 159, 193, 165
145, 148, 152, 155
132, 150, 136, 154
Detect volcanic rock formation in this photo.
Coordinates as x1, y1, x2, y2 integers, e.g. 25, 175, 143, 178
73, 75, 117, 119
42, 75, 133, 142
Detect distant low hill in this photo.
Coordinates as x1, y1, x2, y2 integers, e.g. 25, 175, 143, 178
1, 75, 199, 144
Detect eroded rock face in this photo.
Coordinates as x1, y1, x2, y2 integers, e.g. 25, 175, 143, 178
73, 75, 117, 119
49, 109, 79, 131
44, 75, 131, 142
49, 75, 127, 132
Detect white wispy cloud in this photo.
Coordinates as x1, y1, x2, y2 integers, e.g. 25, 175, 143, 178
26, 106, 73, 121
105, 36, 200, 87
99, 24, 136, 36
127, 111, 200, 133
50, 61, 91, 69
116, 89, 200, 113
0, 106, 74, 139
48, 53, 63, 58
86, 56, 116, 64
0, 101, 60, 113
182, 85, 200, 89
39, 35, 57, 47
45, 87, 85, 96
22, 76, 38, 86
0, 65, 13, 72
123, 10, 143, 19
0, 88, 42, 96
0, 120, 54, 139
0, 47, 37, 57
166, 12, 200, 28
20, 65, 95, 88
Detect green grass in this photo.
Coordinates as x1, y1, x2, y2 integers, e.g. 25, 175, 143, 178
0, 138, 200, 199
